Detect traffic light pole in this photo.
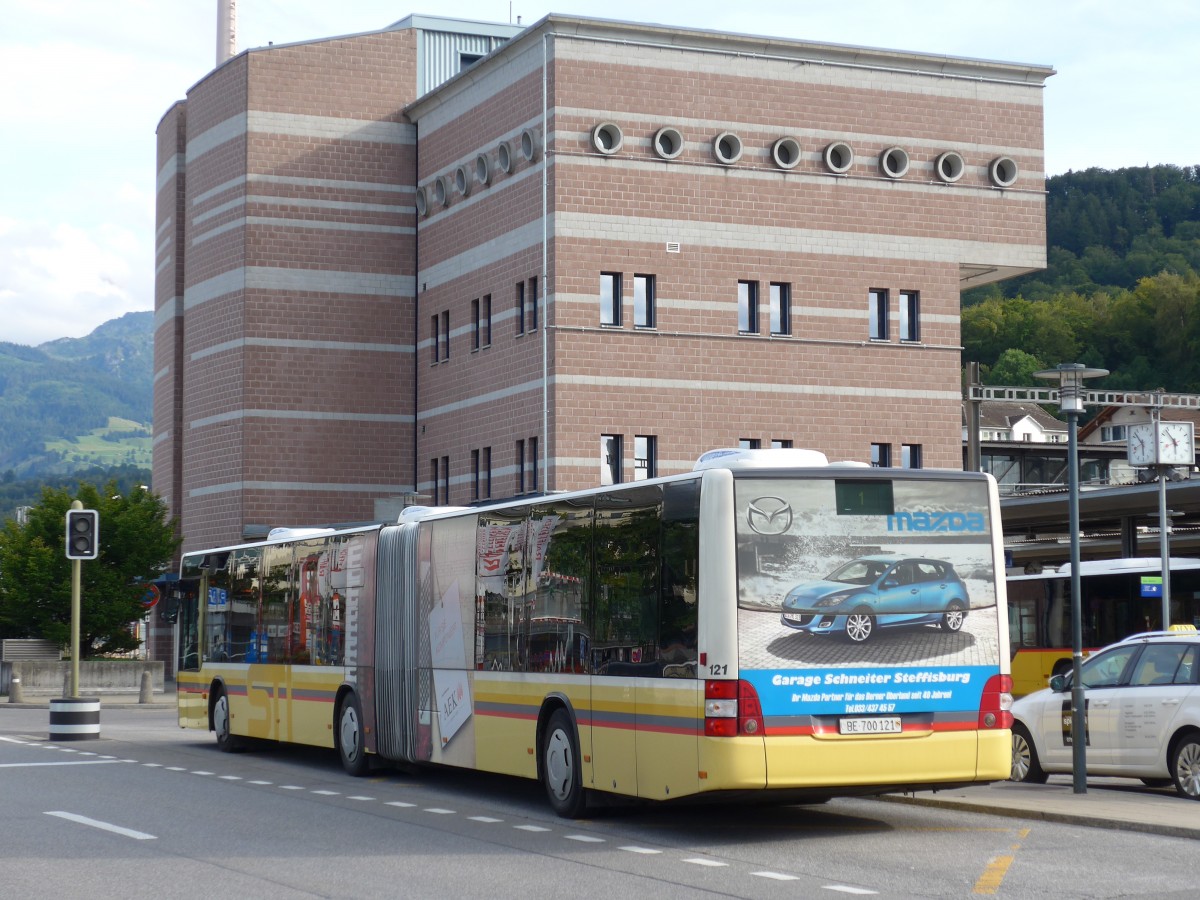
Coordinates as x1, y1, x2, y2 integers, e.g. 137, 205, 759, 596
69, 499, 82, 698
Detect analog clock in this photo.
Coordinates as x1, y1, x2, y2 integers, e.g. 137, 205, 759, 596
1127, 423, 1156, 466
1157, 421, 1195, 466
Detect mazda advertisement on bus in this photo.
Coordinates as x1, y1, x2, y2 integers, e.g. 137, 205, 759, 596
734, 476, 1001, 726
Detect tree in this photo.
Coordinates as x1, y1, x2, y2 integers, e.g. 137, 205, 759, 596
0, 480, 180, 656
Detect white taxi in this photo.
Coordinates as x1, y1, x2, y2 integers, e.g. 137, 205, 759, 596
1010, 631, 1200, 800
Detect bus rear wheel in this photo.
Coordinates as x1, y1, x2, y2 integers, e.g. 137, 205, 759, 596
542, 709, 585, 818
213, 688, 242, 753
337, 693, 369, 777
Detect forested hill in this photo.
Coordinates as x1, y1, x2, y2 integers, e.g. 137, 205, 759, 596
962, 164, 1200, 393
0, 311, 152, 477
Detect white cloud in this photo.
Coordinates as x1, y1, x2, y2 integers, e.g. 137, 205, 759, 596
0, 216, 149, 346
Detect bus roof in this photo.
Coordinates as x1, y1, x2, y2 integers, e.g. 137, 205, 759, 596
1008, 556, 1200, 581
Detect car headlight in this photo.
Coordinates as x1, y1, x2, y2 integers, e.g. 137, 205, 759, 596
814, 593, 853, 608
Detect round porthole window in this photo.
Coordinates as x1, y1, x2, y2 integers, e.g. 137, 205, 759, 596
823, 141, 854, 174
772, 137, 801, 170
497, 141, 512, 173
654, 126, 684, 160
592, 122, 623, 155
880, 146, 909, 179
433, 176, 448, 208
521, 128, 539, 162
713, 131, 743, 165
454, 165, 470, 197
989, 156, 1019, 188
936, 151, 965, 183
475, 153, 490, 186
415, 186, 428, 218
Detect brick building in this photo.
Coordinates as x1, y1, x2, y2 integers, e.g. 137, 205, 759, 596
155, 13, 1051, 559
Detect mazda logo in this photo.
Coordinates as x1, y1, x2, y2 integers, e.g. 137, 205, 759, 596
747, 496, 793, 535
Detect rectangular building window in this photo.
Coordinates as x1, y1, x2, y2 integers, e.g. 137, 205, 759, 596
901, 444, 922, 469
601, 434, 623, 485
634, 274, 655, 328
739, 438, 761, 449
471, 449, 480, 500
440, 455, 450, 503
483, 446, 492, 498
515, 282, 525, 336
634, 435, 657, 480
515, 439, 526, 493
482, 294, 492, 347
769, 282, 791, 335
871, 442, 891, 467
601, 272, 621, 326
430, 457, 439, 502
869, 288, 889, 340
430, 314, 440, 364
899, 290, 920, 342
527, 277, 538, 332
771, 439, 793, 449
440, 310, 450, 360
471, 299, 481, 352
738, 280, 758, 333
529, 436, 538, 491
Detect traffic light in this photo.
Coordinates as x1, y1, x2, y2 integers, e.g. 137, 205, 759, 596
65, 509, 100, 560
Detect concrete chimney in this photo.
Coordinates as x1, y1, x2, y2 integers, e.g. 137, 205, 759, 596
217, 0, 237, 66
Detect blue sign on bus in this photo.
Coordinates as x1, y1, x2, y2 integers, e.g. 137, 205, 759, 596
1141, 576, 1163, 598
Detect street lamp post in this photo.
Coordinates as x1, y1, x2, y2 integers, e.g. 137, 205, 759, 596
1034, 363, 1108, 795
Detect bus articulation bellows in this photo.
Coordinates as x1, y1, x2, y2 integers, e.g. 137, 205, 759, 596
174, 449, 1012, 816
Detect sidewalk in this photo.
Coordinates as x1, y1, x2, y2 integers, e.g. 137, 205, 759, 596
883, 774, 1200, 840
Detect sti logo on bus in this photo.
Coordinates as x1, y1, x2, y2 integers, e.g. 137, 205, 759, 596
887, 511, 985, 533
747, 497, 793, 535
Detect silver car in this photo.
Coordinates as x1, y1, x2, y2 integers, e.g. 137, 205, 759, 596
1009, 631, 1200, 800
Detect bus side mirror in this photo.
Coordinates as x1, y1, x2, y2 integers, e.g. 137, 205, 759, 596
1048, 673, 1067, 693
160, 589, 180, 624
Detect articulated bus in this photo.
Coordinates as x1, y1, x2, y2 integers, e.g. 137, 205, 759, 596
1007, 557, 1200, 697
174, 449, 1013, 816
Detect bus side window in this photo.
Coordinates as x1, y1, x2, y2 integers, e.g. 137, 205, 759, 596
659, 479, 700, 677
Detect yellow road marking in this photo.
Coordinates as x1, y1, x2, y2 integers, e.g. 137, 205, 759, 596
973, 855, 1014, 894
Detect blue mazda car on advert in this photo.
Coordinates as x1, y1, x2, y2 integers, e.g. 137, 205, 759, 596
780, 555, 969, 643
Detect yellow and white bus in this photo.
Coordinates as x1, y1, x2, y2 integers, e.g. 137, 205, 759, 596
173, 448, 1013, 816
1007, 557, 1200, 697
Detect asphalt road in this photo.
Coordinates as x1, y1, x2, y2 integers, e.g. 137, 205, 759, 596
1, 706, 1197, 899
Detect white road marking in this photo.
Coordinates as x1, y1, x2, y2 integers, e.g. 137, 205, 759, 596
165, 767, 187, 772
515, 825, 550, 832
620, 846, 662, 855
565, 835, 605, 843
191, 771, 214, 776
347, 796, 375, 801
683, 859, 728, 868
753, 872, 799, 881
219, 775, 242, 781
279, 785, 305, 790
46, 811, 156, 841
0, 760, 126, 768
823, 887, 878, 895
248, 780, 272, 785
385, 801, 417, 808
143, 763, 162, 768
469, 816, 503, 823
312, 790, 340, 795
423, 807, 455, 814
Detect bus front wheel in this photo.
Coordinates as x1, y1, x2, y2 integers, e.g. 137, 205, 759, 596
213, 688, 242, 753
337, 693, 369, 777
542, 709, 585, 818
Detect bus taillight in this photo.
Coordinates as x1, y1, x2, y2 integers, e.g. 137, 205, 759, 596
978, 674, 1014, 730
704, 680, 766, 737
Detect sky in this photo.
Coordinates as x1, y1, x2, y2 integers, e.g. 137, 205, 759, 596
1, 1, 1197, 348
